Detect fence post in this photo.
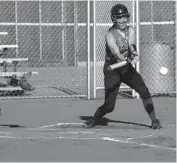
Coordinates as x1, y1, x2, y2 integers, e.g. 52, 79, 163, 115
136, 0, 140, 99
87, 0, 91, 100
93, 0, 96, 99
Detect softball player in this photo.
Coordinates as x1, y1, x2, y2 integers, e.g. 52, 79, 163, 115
0, 74, 35, 91
0, 48, 35, 91
83, 4, 161, 129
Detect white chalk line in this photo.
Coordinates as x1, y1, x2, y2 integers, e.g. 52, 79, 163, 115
26, 125, 101, 132
1, 122, 175, 151
16, 130, 157, 141
36, 122, 83, 129
39, 131, 96, 135
0, 134, 175, 151
1, 122, 175, 139
35, 122, 175, 129
102, 137, 176, 151
0, 135, 100, 140
127, 133, 155, 140
0, 132, 11, 134
26, 128, 101, 131
24, 122, 176, 140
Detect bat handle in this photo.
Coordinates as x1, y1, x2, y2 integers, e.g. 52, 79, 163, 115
107, 66, 111, 71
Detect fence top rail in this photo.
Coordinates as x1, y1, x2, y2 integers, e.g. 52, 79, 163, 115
0, 32, 8, 35
0, 21, 174, 26
0, 58, 28, 63
0, 45, 18, 48
0, 72, 39, 77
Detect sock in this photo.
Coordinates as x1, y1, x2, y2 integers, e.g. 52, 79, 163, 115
93, 105, 107, 119
143, 98, 157, 121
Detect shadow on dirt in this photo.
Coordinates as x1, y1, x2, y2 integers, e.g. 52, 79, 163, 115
80, 116, 152, 128
0, 124, 25, 128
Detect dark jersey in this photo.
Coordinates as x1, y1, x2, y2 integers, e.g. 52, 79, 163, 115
105, 25, 130, 63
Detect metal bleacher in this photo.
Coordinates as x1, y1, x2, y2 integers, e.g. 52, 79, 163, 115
0, 32, 38, 93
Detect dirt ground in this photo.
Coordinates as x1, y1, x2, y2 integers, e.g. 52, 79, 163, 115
0, 97, 175, 162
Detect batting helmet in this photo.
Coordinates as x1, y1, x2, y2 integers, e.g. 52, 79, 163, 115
111, 4, 130, 22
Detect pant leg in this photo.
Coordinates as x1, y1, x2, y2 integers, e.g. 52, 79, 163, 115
121, 64, 157, 121
94, 63, 121, 118
120, 64, 151, 99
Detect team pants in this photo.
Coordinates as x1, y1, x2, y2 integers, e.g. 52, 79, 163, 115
94, 62, 153, 118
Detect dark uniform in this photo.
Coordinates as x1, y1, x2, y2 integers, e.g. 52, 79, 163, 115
82, 4, 161, 129
94, 26, 152, 116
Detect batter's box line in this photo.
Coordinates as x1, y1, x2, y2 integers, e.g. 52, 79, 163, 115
34, 122, 175, 130
102, 137, 176, 151
35, 122, 83, 129
39, 130, 96, 135
127, 133, 155, 140
0, 135, 175, 151
21, 129, 172, 143
0, 135, 100, 141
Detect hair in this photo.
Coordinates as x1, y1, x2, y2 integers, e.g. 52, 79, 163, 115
108, 24, 116, 31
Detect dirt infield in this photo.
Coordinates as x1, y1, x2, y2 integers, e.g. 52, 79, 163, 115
0, 97, 176, 162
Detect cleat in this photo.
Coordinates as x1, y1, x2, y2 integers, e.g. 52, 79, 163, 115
82, 117, 108, 128
82, 118, 97, 128
151, 119, 162, 129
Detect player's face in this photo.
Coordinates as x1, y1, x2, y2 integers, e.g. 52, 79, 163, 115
115, 16, 129, 30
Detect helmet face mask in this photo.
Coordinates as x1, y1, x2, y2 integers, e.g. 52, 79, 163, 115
111, 4, 130, 30
112, 16, 130, 30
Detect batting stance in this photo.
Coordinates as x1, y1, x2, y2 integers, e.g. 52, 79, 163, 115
82, 4, 161, 129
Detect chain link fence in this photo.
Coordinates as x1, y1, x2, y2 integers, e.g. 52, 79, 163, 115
0, 0, 89, 99
93, 0, 176, 99
93, 0, 135, 99
139, 1, 176, 97
0, 0, 176, 99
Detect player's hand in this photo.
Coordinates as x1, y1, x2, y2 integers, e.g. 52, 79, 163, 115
119, 55, 127, 61
131, 55, 139, 65
119, 46, 129, 61
131, 50, 138, 56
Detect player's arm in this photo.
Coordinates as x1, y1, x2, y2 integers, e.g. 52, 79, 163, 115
128, 26, 138, 54
105, 32, 126, 61
128, 26, 139, 64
